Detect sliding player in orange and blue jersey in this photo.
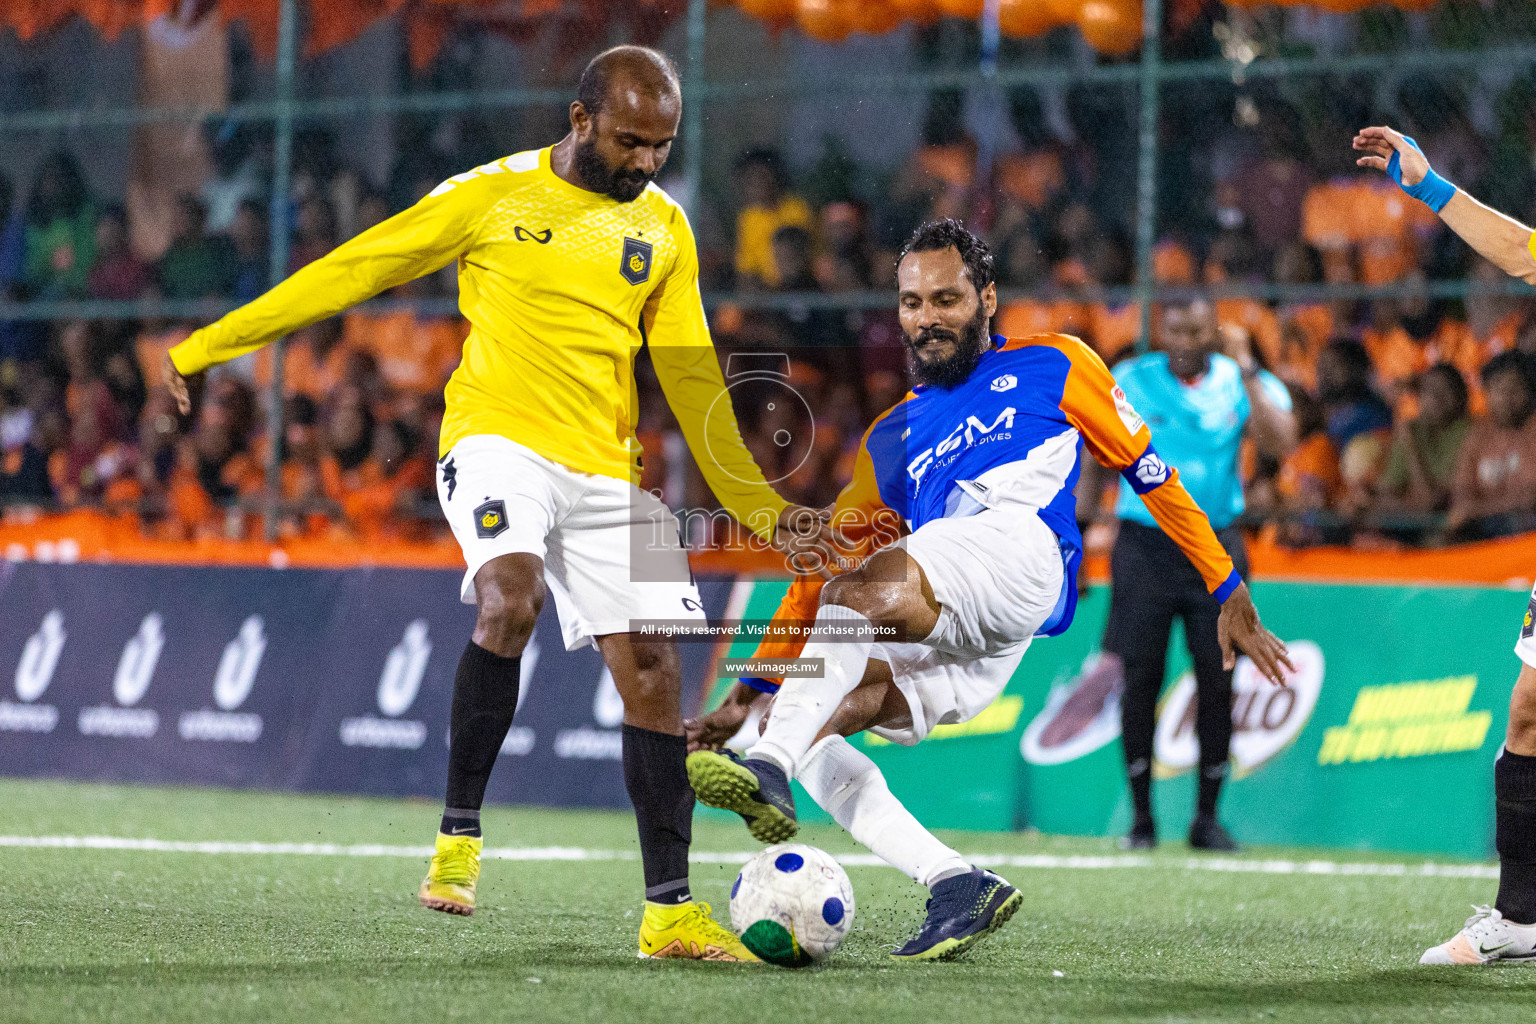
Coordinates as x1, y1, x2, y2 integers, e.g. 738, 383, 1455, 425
686, 219, 1291, 962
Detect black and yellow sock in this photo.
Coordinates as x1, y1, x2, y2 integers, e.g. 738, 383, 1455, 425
623, 724, 693, 905
441, 640, 521, 837
1495, 750, 1536, 925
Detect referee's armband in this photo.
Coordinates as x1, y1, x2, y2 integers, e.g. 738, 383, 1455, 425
1121, 445, 1172, 495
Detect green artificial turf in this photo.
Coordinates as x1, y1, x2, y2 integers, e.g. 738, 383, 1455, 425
1, 778, 1532, 1023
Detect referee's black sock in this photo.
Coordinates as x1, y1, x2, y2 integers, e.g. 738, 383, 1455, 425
623, 724, 693, 905
441, 640, 521, 838
1196, 761, 1229, 819
1126, 757, 1153, 824
1495, 750, 1536, 925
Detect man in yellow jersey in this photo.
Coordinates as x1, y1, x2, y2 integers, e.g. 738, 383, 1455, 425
1354, 125, 1536, 964
164, 45, 836, 962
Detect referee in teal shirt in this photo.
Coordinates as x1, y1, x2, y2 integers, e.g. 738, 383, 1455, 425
1100, 299, 1296, 852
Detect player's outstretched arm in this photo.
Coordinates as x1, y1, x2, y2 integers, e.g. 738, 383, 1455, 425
1354, 125, 1536, 285
166, 162, 508, 386
646, 209, 844, 568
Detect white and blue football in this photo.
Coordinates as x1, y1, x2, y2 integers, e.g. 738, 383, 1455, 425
729, 843, 855, 967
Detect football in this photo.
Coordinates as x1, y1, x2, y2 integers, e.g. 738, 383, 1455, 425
729, 843, 855, 967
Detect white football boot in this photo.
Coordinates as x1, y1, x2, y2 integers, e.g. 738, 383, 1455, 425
1420, 905, 1536, 965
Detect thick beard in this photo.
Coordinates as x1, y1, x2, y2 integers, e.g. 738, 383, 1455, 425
905, 306, 991, 390
574, 136, 654, 203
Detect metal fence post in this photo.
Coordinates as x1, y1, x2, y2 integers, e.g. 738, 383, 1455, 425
976, 0, 1004, 183
680, 0, 708, 224
1133, 0, 1164, 354
262, 0, 299, 542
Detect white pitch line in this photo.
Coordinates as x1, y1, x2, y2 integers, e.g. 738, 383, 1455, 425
0, 835, 1499, 879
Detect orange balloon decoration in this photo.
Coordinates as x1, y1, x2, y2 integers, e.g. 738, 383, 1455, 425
737, 0, 797, 22
1078, 0, 1141, 56
796, 0, 850, 40
1046, 0, 1084, 25
935, 0, 985, 17
885, 0, 936, 23
998, 0, 1058, 37
888, 0, 942, 22
846, 0, 902, 34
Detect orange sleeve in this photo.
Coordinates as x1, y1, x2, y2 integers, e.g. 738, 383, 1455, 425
743, 413, 906, 685
1050, 336, 1241, 600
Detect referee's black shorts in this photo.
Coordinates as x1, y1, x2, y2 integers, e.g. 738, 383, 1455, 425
1102, 519, 1250, 749
1103, 519, 1249, 651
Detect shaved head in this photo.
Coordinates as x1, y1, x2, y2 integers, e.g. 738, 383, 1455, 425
555, 45, 682, 203
577, 46, 680, 118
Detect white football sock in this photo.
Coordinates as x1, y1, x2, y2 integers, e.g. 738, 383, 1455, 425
748, 604, 875, 775
797, 735, 970, 888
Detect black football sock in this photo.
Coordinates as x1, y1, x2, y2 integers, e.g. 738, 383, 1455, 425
1495, 750, 1536, 925
623, 724, 693, 905
1196, 761, 1228, 819
1126, 756, 1153, 823
441, 640, 522, 837
440, 807, 480, 837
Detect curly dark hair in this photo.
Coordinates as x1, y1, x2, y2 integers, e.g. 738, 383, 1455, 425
897, 218, 995, 295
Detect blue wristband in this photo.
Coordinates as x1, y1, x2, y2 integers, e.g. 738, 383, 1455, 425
1387, 134, 1456, 213
740, 676, 780, 695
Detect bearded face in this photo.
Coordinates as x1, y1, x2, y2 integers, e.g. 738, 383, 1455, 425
574, 135, 656, 203
903, 301, 992, 390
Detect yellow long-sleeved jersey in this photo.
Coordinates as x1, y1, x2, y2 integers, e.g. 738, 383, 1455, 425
169, 146, 788, 537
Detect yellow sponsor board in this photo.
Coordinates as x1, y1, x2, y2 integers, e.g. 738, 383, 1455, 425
1317, 674, 1492, 765
863, 694, 1024, 747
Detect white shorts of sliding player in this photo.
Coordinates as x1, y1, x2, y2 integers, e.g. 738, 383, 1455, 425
749, 504, 1064, 774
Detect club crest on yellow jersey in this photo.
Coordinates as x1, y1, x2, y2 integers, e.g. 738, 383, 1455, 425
621, 236, 653, 285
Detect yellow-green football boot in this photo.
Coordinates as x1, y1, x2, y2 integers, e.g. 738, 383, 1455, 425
418, 832, 482, 916
685, 748, 798, 844
890, 868, 1022, 961
637, 900, 759, 961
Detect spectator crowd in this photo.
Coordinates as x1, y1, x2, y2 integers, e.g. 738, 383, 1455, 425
4, 65, 1536, 553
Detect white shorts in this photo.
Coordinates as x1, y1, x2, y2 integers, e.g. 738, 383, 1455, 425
436, 435, 704, 651
1517, 580, 1536, 670
865, 505, 1066, 746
